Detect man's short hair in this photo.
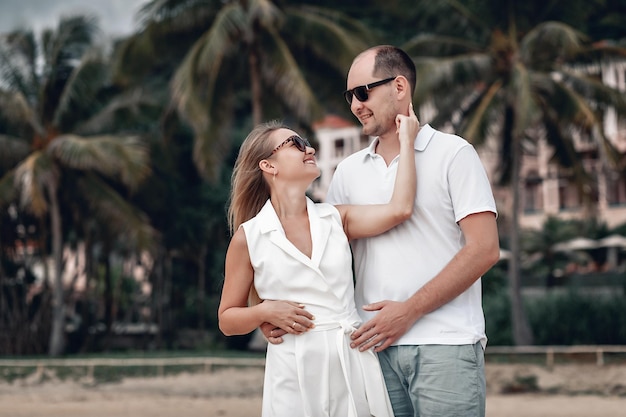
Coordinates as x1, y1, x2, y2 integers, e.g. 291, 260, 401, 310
372, 45, 416, 96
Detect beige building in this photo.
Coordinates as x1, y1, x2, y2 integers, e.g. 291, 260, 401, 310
514, 60, 626, 230
309, 115, 372, 202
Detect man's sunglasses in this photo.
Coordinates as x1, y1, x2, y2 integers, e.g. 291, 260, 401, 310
343, 77, 396, 105
268, 135, 311, 157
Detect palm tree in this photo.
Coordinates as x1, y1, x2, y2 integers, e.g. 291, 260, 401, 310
404, 0, 626, 345
0, 16, 156, 356
521, 216, 580, 288
117, 0, 373, 182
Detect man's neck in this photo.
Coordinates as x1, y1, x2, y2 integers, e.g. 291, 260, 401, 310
375, 134, 401, 166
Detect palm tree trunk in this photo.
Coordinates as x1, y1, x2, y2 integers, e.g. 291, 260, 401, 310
103, 247, 113, 333
78, 234, 94, 352
197, 245, 207, 331
249, 47, 263, 125
508, 135, 534, 345
47, 181, 65, 356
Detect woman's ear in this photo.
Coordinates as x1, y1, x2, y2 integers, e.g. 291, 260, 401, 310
259, 159, 275, 174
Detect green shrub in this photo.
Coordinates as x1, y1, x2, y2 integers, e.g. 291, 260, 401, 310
527, 291, 626, 345
484, 288, 626, 345
484, 287, 513, 346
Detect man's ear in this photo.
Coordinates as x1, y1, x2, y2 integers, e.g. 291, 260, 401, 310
394, 75, 410, 100
259, 159, 275, 174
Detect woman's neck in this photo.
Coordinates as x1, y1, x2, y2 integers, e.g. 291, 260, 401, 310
270, 186, 308, 219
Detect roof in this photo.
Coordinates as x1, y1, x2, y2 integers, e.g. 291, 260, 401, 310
312, 114, 357, 131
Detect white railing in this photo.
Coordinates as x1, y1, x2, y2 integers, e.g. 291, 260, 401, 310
0, 356, 266, 377
485, 345, 626, 367
0, 345, 625, 374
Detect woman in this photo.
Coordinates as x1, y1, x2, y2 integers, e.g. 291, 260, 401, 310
218, 103, 418, 416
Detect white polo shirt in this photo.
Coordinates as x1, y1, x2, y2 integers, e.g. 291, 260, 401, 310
326, 124, 497, 348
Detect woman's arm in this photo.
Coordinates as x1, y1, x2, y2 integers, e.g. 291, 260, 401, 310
337, 103, 419, 240
218, 228, 313, 336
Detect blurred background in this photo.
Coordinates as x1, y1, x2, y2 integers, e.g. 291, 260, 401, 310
0, 0, 625, 365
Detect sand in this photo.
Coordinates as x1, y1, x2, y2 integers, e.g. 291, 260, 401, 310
1, 363, 625, 417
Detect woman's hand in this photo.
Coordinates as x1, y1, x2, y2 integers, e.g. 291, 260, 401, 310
396, 102, 419, 145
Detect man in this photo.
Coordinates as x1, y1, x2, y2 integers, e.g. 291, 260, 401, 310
324, 45, 500, 416
262, 45, 499, 416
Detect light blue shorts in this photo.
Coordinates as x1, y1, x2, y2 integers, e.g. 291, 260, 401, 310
377, 343, 486, 417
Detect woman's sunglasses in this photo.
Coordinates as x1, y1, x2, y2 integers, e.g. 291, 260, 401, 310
268, 135, 311, 157
343, 77, 396, 105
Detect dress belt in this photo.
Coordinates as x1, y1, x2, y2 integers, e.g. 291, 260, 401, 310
302, 317, 393, 417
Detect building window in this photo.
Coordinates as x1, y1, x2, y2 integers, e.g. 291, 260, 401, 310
334, 138, 345, 158
607, 172, 626, 206
558, 178, 581, 210
523, 174, 543, 213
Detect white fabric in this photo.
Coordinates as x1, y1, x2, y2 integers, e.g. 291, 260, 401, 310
242, 198, 394, 417
326, 124, 497, 349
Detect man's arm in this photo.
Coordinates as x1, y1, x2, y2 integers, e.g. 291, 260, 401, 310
349, 211, 499, 352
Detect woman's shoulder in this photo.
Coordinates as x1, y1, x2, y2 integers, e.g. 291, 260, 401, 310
311, 201, 342, 225
310, 200, 338, 215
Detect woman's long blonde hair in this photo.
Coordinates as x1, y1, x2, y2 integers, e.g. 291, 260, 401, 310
228, 120, 287, 235
228, 121, 287, 306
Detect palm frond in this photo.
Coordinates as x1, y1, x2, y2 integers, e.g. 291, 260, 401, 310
0, 135, 30, 170
0, 170, 17, 207
403, 34, 485, 57
171, 2, 245, 134
0, 30, 39, 101
46, 135, 151, 190
520, 21, 586, 70
74, 87, 164, 136
14, 151, 56, 216
137, 0, 216, 30
260, 28, 321, 123
285, 6, 372, 71
445, 0, 492, 32
78, 173, 158, 252
463, 80, 503, 143
43, 14, 100, 67
561, 67, 626, 114
413, 54, 492, 103
521, 216, 580, 253
541, 113, 597, 205
417, 0, 492, 38
38, 15, 100, 126
424, 83, 480, 128
53, 48, 109, 130
248, 0, 283, 28
0, 90, 45, 136
571, 41, 626, 63
535, 71, 623, 170
112, 0, 217, 86
191, 100, 235, 183
543, 73, 599, 129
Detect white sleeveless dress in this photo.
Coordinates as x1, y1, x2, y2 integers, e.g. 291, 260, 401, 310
242, 198, 394, 417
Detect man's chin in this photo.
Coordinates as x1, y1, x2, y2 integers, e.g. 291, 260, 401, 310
361, 124, 375, 137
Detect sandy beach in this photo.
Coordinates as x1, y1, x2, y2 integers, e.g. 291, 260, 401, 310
1, 362, 625, 417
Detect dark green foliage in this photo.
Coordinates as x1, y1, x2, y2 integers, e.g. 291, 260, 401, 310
527, 291, 626, 345
485, 289, 626, 346
482, 261, 508, 296
483, 287, 514, 346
